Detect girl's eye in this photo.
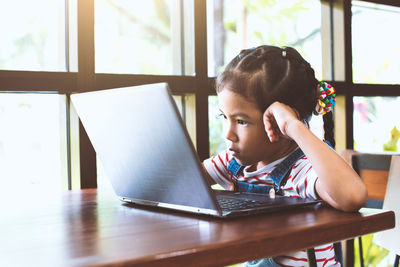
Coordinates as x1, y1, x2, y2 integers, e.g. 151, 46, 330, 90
237, 119, 247, 125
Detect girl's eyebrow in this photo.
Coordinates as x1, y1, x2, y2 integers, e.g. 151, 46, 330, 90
219, 109, 251, 119
232, 112, 251, 119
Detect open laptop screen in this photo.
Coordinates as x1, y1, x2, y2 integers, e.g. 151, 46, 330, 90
71, 83, 220, 215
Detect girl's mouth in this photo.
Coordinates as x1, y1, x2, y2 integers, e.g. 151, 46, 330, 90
229, 148, 239, 157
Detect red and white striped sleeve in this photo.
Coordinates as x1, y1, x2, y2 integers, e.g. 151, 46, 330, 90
282, 158, 319, 200
203, 150, 233, 190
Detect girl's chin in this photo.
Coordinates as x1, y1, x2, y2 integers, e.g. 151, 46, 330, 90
234, 157, 252, 166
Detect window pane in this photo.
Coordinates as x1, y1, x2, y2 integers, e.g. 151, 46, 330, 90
207, 0, 322, 78
68, 0, 79, 72
95, 0, 195, 75
97, 157, 113, 193
354, 96, 400, 152
352, 1, 400, 84
209, 95, 225, 157
0, 93, 67, 195
0, 0, 67, 71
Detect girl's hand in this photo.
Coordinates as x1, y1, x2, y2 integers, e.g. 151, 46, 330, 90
263, 102, 300, 142
264, 102, 367, 211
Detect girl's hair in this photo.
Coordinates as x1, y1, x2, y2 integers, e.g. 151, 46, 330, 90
216, 45, 335, 147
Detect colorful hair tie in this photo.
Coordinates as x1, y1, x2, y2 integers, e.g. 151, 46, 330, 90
313, 82, 336, 115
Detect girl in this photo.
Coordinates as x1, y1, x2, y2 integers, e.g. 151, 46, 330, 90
203, 45, 367, 267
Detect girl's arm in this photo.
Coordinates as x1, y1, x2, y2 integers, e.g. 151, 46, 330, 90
264, 102, 368, 212
201, 162, 236, 191
201, 163, 217, 186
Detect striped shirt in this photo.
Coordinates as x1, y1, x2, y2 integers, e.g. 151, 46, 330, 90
203, 149, 340, 267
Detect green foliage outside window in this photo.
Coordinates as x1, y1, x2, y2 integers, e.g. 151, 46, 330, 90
209, 0, 321, 156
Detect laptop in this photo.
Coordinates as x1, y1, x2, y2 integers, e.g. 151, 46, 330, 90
71, 83, 320, 218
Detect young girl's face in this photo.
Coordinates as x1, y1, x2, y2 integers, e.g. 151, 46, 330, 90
218, 88, 280, 167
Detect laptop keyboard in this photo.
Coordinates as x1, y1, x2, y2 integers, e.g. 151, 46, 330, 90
216, 195, 270, 211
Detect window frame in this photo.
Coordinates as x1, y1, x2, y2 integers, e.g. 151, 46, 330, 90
1, 0, 400, 189
339, 0, 400, 149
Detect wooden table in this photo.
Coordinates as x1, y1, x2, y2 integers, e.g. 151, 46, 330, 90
0, 189, 395, 267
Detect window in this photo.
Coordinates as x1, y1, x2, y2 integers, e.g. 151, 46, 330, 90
209, 95, 224, 156
95, 0, 195, 75
2, 1, 400, 265
0, 93, 68, 195
0, 0, 77, 194
352, 1, 400, 84
0, 0, 74, 72
354, 96, 400, 152
207, 0, 322, 78
207, 0, 323, 156
1, 0, 399, 194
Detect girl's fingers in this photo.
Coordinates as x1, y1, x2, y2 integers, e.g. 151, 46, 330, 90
269, 188, 276, 199
264, 117, 274, 141
264, 113, 281, 143
270, 127, 280, 142
264, 102, 300, 139
266, 126, 279, 143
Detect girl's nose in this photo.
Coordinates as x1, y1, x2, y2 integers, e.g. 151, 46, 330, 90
224, 123, 238, 143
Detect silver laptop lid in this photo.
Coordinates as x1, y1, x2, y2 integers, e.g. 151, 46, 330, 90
71, 83, 220, 215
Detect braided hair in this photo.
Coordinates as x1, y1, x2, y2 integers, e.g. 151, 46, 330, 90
216, 45, 335, 147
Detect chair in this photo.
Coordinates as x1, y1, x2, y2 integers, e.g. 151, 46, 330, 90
351, 153, 391, 209
346, 152, 399, 267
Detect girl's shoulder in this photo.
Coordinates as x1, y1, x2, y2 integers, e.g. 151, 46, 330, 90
288, 156, 317, 181
203, 149, 233, 173
291, 155, 311, 171
210, 149, 232, 165
282, 156, 319, 199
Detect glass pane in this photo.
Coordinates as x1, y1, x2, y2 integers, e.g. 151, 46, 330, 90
352, 1, 400, 84
97, 157, 114, 193
207, 0, 322, 78
309, 114, 324, 140
209, 95, 225, 157
354, 96, 400, 152
95, 0, 194, 75
0, 93, 67, 196
68, 0, 79, 72
0, 0, 67, 71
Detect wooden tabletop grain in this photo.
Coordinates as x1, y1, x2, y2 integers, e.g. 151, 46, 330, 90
0, 189, 395, 267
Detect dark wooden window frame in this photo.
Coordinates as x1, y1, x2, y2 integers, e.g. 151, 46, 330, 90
0, 0, 399, 189
338, 0, 400, 149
